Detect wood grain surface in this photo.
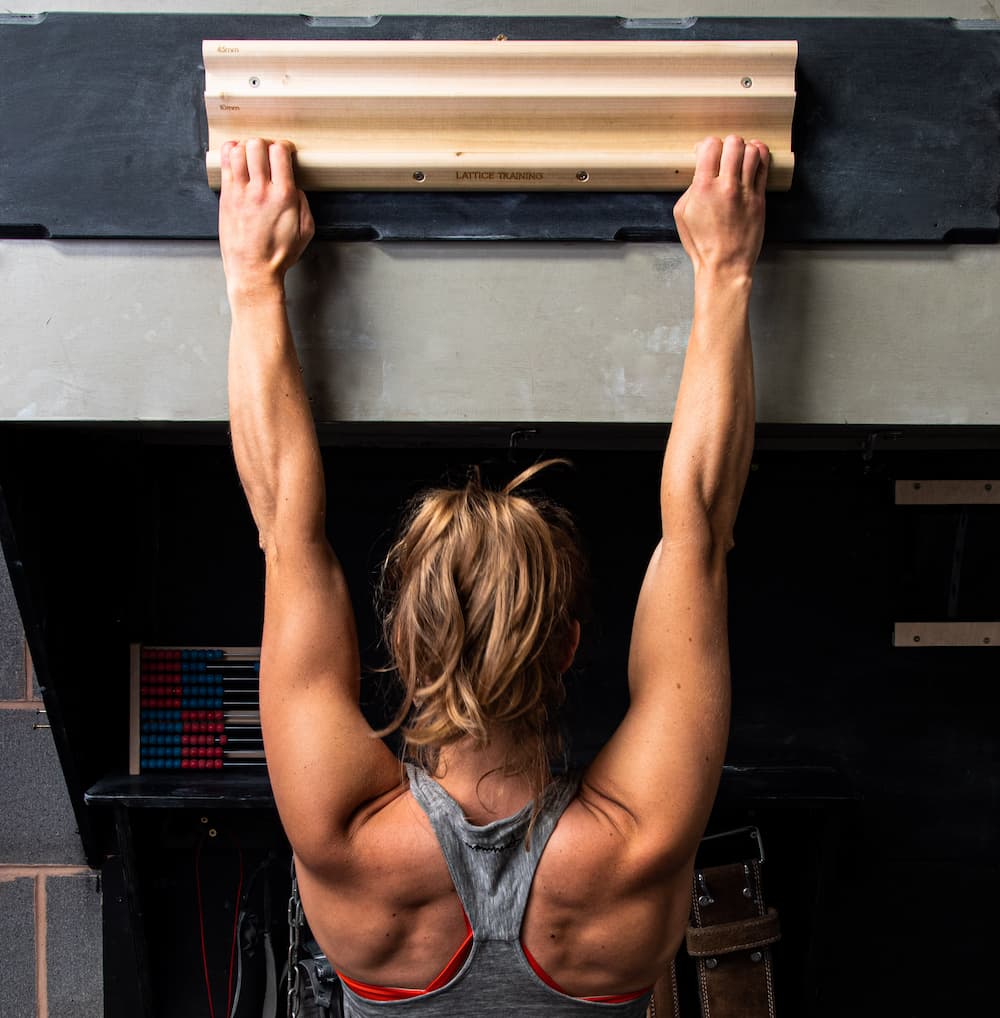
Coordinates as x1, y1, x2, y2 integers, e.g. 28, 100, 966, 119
204, 39, 796, 191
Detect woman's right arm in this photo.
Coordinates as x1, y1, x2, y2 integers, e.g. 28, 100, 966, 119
581, 135, 768, 870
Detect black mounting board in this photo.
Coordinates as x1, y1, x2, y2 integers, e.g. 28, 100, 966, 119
1, 14, 998, 242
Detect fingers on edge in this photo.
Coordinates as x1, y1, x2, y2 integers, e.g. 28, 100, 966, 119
719, 135, 746, 182
741, 143, 761, 190
229, 141, 250, 184
751, 140, 771, 193
244, 138, 271, 182
268, 140, 296, 188
694, 136, 724, 180
219, 141, 236, 184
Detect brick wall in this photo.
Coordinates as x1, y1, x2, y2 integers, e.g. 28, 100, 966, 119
0, 554, 103, 1018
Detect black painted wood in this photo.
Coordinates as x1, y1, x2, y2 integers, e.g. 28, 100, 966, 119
1, 14, 997, 241
2, 424, 998, 1015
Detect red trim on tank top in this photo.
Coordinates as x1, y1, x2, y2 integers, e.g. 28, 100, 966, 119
520, 940, 650, 1004
336, 914, 474, 1001
337, 914, 649, 1005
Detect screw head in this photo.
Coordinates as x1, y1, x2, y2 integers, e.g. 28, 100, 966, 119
913, 635, 921, 643
741, 77, 753, 88
576, 170, 589, 182
413, 170, 426, 182
249, 76, 260, 88
705, 958, 718, 970
750, 951, 763, 963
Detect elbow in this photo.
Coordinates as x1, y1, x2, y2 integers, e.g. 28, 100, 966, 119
662, 482, 739, 563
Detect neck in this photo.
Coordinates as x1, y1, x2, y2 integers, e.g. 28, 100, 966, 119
434, 733, 550, 822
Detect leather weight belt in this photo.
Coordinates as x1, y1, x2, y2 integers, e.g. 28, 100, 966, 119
650, 827, 781, 1018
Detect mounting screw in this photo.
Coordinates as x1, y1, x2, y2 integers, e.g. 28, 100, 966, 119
249, 76, 260, 88
913, 635, 921, 643
576, 170, 590, 182
413, 170, 426, 182
705, 958, 718, 970
741, 77, 753, 88
750, 951, 763, 963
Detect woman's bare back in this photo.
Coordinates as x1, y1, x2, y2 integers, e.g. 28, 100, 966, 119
295, 774, 691, 1000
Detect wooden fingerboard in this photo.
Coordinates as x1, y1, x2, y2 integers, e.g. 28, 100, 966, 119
203, 39, 796, 192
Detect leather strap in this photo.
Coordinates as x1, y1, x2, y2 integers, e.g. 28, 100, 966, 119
688, 860, 779, 1018
685, 909, 781, 957
647, 855, 780, 1018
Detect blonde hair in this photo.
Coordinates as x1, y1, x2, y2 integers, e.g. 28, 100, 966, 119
378, 459, 586, 810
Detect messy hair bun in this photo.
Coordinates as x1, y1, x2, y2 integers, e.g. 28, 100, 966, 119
378, 459, 586, 808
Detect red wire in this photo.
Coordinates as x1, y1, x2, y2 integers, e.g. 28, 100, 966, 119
195, 833, 244, 1018
195, 839, 216, 1018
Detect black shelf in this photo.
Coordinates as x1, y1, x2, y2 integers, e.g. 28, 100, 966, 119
84, 764, 853, 812
85, 772, 273, 809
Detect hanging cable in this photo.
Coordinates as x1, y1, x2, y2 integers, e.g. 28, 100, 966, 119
195, 830, 244, 1018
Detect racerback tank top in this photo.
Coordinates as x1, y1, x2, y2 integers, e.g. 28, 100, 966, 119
338, 763, 653, 1017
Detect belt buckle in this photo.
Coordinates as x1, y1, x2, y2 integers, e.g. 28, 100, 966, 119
695, 825, 765, 869
693, 826, 766, 908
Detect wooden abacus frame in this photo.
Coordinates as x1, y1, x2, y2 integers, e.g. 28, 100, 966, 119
129, 645, 262, 775
203, 39, 797, 192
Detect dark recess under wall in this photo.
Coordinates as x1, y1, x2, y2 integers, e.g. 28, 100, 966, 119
0, 422, 998, 1015
0, 14, 998, 242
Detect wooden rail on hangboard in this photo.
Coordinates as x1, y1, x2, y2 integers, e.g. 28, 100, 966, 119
203, 39, 797, 192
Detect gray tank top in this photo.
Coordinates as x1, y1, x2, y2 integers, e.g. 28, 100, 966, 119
339, 763, 653, 1017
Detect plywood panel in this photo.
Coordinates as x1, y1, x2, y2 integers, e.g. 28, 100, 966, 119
895, 480, 998, 505
204, 39, 797, 191
893, 622, 1000, 647
2, 15, 996, 241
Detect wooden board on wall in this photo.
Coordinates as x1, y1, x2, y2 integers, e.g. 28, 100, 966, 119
203, 39, 797, 192
0, 14, 998, 241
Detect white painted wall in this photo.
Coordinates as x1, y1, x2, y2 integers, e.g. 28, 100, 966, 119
2, 1, 997, 424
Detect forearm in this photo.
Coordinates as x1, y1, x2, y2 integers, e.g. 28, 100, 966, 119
661, 270, 755, 548
228, 286, 325, 551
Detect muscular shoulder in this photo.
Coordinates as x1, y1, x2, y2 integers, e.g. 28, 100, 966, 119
298, 787, 468, 986
538, 785, 668, 905
523, 787, 693, 993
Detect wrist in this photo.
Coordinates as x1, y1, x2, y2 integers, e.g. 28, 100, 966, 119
692, 265, 754, 295
226, 277, 287, 309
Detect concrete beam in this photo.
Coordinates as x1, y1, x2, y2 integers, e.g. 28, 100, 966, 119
1, 0, 996, 426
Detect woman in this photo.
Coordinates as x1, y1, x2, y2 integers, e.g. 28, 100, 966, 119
220, 133, 768, 1014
